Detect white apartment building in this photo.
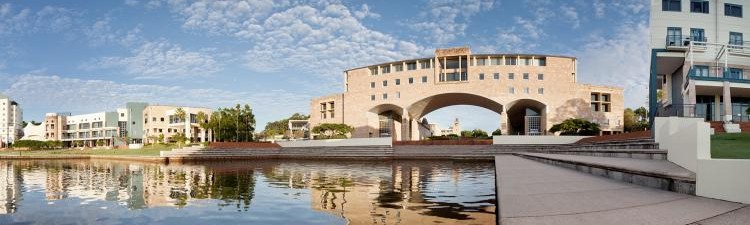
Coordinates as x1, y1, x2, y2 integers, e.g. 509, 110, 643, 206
62, 112, 120, 147
142, 105, 211, 144
650, 0, 750, 128
0, 94, 23, 148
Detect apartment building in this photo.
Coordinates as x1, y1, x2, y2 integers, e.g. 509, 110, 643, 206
650, 0, 750, 130
142, 105, 211, 144
0, 94, 23, 147
61, 112, 120, 147
309, 47, 624, 140
44, 112, 70, 141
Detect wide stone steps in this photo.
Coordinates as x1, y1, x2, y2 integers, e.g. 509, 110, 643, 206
163, 146, 395, 160
515, 153, 696, 195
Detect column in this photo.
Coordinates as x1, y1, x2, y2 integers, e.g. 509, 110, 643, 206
714, 95, 721, 121
500, 111, 509, 135
723, 81, 733, 122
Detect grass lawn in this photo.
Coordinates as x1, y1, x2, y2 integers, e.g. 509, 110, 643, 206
711, 133, 750, 159
0, 144, 178, 157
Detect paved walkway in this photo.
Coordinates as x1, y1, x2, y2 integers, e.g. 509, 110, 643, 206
519, 153, 695, 180
495, 155, 746, 225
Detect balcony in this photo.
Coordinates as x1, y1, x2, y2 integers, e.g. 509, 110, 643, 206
688, 67, 750, 84
666, 35, 707, 50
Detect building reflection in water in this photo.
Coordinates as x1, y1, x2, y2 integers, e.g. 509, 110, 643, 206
0, 160, 495, 225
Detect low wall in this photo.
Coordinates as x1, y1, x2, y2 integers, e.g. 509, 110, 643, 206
654, 117, 709, 172
276, 137, 392, 148
394, 139, 492, 145
697, 159, 750, 204
209, 142, 281, 149
492, 136, 590, 145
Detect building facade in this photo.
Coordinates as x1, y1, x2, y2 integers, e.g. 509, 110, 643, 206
142, 105, 211, 144
44, 113, 69, 141
650, 0, 750, 125
0, 94, 23, 147
61, 112, 120, 147
309, 47, 624, 141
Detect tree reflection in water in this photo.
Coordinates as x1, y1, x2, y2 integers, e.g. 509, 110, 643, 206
0, 159, 495, 225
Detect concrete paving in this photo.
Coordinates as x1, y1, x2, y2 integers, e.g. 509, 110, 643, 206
496, 155, 746, 225
519, 153, 696, 180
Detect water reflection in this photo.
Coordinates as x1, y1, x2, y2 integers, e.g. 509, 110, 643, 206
0, 160, 495, 225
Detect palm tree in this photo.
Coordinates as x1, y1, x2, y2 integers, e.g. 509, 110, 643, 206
196, 111, 210, 142
175, 107, 187, 123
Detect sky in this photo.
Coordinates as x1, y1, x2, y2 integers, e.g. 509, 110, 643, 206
0, 0, 651, 132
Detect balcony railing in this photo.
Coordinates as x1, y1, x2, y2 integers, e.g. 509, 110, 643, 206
666, 35, 707, 48
656, 104, 703, 118
688, 67, 750, 84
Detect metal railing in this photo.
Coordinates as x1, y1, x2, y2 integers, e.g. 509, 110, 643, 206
656, 104, 702, 118
666, 35, 706, 48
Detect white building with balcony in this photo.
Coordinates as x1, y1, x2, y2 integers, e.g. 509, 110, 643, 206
62, 112, 120, 147
0, 94, 23, 148
650, 0, 750, 130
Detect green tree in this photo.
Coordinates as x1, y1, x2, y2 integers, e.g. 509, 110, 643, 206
172, 132, 187, 148
204, 104, 256, 142
175, 107, 187, 122
471, 129, 489, 138
158, 133, 165, 143
634, 107, 648, 122
623, 108, 637, 132
196, 111, 210, 141
263, 113, 310, 139
492, 129, 503, 136
549, 118, 601, 136
312, 123, 352, 139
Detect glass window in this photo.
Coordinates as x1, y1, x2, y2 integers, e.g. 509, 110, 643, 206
371, 95, 375, 101
494, 73, 500, 79
725, 3, 743, 17
524, 87, 530, 94
420, 61, 431, 69
491, 57, 502, 65
667, 27, 682, 47
505, 57, 517, 65
691, 28, 705, 42
693, 65, 709, 76
382, 80, 387, 86
479, 73, 485, 80
409, 77, 414, 84
394, 64, 403, 72
370, 82, 375, 88
662, 0, 681, 11
729, 32, 743, 45
603, 94, 611, 102
538, 58, 546, 66
383, 93, 388, 100
690, 0, 709, 13
407, 62, 417, 70
508, 73, 514, 79
370, 68, 378, 75
538, 73, 544, 80
508, 87, 515, 94
591, 93, 599, 101
396, 92, 401, 99
727, 68, 744, 79
476, 58, 486, 66
591, 103, 600, 111
523, 73, 529, 79
523, 58, 531, 65
395, 79, 401, 85
603, 104, 610, 112
382, 66, 391, 74
422, 76, 427, 83
538, 88, 544, 94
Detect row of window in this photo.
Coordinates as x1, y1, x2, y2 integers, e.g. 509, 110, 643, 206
371, 76, 429, 88
663, 0, 743, 18
369, 57, 548, 75
371, 73, 545, 88
666, 27, 743, 45
371, 61, 432, 75
479, 73, 544, 81
146, 128, 185, 134
692, 66, 745, 79
370, 87, 545, 101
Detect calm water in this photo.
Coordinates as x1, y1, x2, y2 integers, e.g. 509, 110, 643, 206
0, 160, 495, 225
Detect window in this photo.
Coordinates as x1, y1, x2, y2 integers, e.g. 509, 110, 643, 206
394, 64, 403, 72
508, 87, 515, 94
491, 57, 501, 65
591, 103, 600, 111
120, 113, 125, 117
505, 57, 517, 65
396, 92, 401, 99
371, 95, 375, 101
662, 0, 681, 12
383, 93, 388, 100
727, 68, 744, 79
476, 58, 486, 66
407, 62, 417, 70
409, 77, 414, 84
523, 73, 529, 79
383, 80, 388, 87
370, 82, 375, 88
524, 87, 530, 94
667, 27, 682, 47
494, 73, 500, 79
538, 88, 544, 95
729, 32, 743, 45
591, 93, 599, 101
479, 73, 485, 80
523, 58, 531, 65
420, 61, 431, 69
160, 117, 164, 122
538, 58, 546, 66
602, 94, 611, 102
603, 104, 611, 112
422, 76, 427, 83
152, 117, 156, 122
382, 66, 391, 74
690, 0, 709, 13
395, 79, 401, 85
725, 3, 743, 17
370, 68, 378, 75
538, 73, 544, 80
322, 111, 326, 119
691, 28, 705, 42
693, 65, 709, 76
508, 73, 514, 79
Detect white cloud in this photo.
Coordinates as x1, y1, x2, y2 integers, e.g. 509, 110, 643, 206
353, 4, 380, 19
84, 17, 143, 47
0, 3, 79, 37
166, 1, 426, 81
5, 74, 311, 128
85, 40, 220, 79
125, 0, 139, 6
407, 0, 495, 45
560, 5, 580, 29
593, 0, 606, 18
576, 22, 650, 108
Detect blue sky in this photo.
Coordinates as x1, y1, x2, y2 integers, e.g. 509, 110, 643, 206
0, 0, 651, 131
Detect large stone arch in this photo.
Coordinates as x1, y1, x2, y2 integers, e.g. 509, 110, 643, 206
404, 93, 505, 139
367, 104, 406, 140
505, 99, 547, 135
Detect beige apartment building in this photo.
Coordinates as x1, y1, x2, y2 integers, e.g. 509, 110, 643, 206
142, 105, 211, 144
309, 47, 624, 140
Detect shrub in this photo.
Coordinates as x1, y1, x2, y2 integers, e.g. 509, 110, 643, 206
492, 129, 502, 136
312, 123, 353, 139
12, 140, 62, 150
549, 118, 601, 136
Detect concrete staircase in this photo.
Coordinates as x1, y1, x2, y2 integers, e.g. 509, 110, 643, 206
513, 137, 696, 195
161, 145, 394, 161
710, 121, 726, 133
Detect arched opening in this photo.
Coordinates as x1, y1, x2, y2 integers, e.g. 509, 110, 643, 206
407, 93, 504, 140
506, 99, 547, 135
368, 104, 405, 140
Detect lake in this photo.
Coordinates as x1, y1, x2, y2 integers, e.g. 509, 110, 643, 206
0, 159, 495, 225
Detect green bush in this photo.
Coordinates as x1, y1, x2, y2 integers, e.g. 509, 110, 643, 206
312, 123, 353, 139
12, 140, 63, 150
549, 118, 601, 136
492, 129, 502, 136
